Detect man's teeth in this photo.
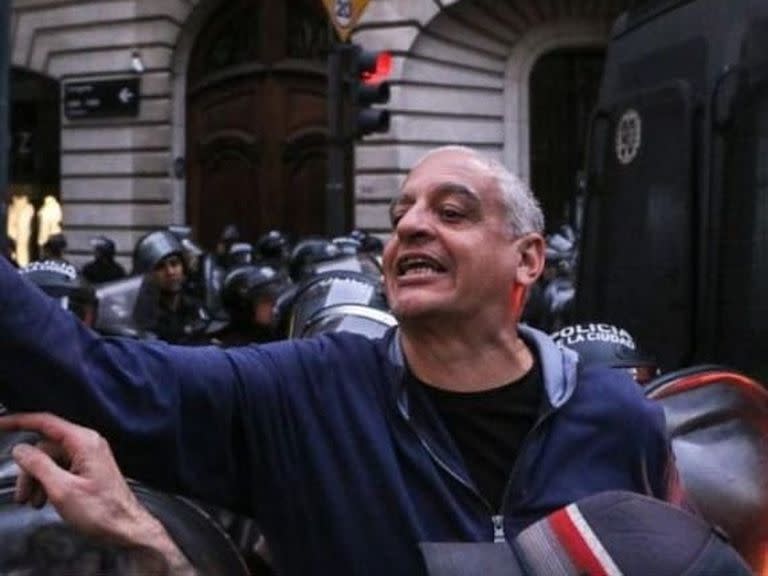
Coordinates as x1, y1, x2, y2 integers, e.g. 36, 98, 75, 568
397, 256, 445, 276
403, 266, 439, 277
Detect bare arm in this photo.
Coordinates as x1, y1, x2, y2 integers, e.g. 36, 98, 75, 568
0, 412, 197, 576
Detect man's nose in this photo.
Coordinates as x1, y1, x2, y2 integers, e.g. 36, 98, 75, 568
395, 205, 432, 241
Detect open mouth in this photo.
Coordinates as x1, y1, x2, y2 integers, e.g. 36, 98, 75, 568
396, 255, 447, 278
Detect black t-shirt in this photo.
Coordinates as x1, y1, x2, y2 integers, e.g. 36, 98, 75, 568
420, 361, 542, 512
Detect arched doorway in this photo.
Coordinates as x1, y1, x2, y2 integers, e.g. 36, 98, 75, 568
186, 0, 332, 249
529, 48, 606, 233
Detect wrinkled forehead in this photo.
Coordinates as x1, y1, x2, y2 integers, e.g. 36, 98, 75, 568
398, 150, 499, 203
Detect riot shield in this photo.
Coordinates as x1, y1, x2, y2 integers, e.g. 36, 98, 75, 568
0, 465, 249, 575
93, 275, 147, 338
646, 365, 768, 573
287, 270, 395, 339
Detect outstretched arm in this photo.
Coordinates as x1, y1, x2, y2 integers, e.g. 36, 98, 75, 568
0, 255, 252, 510
0, 412, 197, 576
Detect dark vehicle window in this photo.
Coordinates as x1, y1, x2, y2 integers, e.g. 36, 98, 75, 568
717, 79, 768, 380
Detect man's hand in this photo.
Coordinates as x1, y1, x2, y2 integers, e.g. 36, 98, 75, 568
0, 412, 196, 575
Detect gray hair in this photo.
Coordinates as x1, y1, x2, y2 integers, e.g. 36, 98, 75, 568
412, 145, 545, 236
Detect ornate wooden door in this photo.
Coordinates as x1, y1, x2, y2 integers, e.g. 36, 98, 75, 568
186, 0, 332, 248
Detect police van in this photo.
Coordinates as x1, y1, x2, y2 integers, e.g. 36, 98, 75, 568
575, 0, 768, 380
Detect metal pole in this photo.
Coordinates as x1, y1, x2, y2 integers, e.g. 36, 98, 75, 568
326, 42, 347, 237
0, 3, 10, 256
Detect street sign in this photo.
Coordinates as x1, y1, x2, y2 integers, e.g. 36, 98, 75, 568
321, 0, 372, 42
63, 77, 140, 120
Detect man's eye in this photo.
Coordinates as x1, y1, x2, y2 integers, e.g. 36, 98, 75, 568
391, 212, 404, 226
440, 207, 464, 221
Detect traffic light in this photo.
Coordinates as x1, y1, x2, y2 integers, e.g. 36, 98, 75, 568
349, 45, 391, 138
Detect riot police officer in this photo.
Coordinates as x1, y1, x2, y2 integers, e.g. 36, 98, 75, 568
551, 322, 660, 385
215, 224, 241, 268
40, 233, 69, 263
216, 264, 289, 346
288, 237, 343, 283
350, 228, 384, 255
81, 236, 127, 284
19, 259, 98, 327
132, 230, 210, 344
254, 230, 290, 272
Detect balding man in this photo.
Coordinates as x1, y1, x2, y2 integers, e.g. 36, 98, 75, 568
0, 146, 678, 575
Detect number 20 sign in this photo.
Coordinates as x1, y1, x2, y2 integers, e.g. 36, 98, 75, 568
321, 0, 372, 41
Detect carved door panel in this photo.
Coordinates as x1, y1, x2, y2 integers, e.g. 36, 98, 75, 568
186, 0, 331, 249
188, 78, 264, 248
278, 74, 328, 238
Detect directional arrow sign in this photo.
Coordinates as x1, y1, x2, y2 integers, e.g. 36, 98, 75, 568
63, 77, 141, 120
118, 86, 135, 104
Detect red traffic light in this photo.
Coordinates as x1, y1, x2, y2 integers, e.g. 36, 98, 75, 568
362, 51, 392, 85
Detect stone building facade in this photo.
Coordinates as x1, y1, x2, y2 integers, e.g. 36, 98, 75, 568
9, 0, 637, 266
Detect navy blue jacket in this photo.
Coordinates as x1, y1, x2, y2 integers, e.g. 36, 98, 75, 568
0, 256, 673, 575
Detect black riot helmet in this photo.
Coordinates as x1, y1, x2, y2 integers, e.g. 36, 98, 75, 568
220, 224, 240, 244
221, 264, 287, 328
551, 322, 659, 384
167, 225, 193, 242
254, 230, 290, 264
545, 226, 576, 278
167, 226, 204, 276
89, 235, 116, 259
350, 229, 384, 254
227, 242, 254, 268
19, 260, 98, 326
222, 265, 285, 303
42, 233, 67, 260
288, 238, 343, 283
132, 230, 184, 275
332, 236, 362, 256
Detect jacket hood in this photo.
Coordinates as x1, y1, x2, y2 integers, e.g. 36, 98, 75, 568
518, 323, 579, 408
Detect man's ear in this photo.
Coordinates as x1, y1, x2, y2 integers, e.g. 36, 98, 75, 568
514, 233, 546, 286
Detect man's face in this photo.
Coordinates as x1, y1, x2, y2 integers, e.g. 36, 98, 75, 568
252, 294, 276, 327
382, 150, 529, 325
151, 254, 185, 294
